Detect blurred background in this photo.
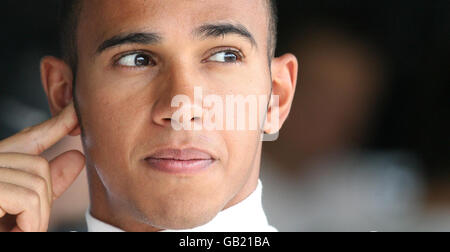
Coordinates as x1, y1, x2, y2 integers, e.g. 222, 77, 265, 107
0, 0, 449, 231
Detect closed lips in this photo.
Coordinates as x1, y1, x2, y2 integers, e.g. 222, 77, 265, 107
146, 148, 214, 161
144, 148, 216, 174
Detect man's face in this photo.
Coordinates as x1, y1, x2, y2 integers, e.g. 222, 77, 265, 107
74, 0, 272, 229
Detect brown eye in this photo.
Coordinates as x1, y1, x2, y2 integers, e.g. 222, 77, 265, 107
135, 55, 150, 66
117, 53, 154, 67
207, 51, 241, 63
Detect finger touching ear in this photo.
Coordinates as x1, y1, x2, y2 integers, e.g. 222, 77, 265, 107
40, 56, 81, 136
266, 53, 299, 134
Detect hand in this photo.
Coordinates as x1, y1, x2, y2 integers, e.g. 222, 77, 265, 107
0, 103, 85, 232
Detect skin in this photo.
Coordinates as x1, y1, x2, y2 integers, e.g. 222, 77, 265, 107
0, 0, 297, 232
0, 104, 85, 232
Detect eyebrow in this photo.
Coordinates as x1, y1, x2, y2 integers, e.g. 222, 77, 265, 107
96, 22, 257, 54
96, 32, 162, 53
194, 23, 258, 48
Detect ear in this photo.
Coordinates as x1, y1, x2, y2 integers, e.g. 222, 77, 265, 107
40, 56, 81, 136
265, 53, 298, 134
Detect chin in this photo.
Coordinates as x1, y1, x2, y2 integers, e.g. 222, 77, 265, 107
136, 192, 226, 230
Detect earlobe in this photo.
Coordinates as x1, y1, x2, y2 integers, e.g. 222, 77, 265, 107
265, 53, 298, 134
40, 56, 81, 136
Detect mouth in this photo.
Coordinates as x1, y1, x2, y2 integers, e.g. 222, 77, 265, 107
144, 148, 216, 174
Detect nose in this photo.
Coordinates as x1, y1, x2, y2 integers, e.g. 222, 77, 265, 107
151, 63, 204, 129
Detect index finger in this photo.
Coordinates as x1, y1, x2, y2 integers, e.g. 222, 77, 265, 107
0, 102, 78, 155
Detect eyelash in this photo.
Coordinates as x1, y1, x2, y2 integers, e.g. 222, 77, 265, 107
204, 48, 244, 64
112, 47, 245, 69
112, 50, 156, 69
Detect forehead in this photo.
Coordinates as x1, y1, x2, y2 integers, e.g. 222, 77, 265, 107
77, 0, 269, 53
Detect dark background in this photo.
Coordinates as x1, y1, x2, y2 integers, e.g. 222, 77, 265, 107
275, 0, 450, 180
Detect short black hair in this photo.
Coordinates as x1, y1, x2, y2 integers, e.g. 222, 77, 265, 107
267, 0, 278, 58
59, 0, 82, 73
59, 0, 278, 71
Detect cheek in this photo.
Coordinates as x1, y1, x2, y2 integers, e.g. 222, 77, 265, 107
222, 130, 261, 175
76, 78, 148, 171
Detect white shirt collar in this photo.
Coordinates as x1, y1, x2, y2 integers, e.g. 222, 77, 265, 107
86, 179, 277, 232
